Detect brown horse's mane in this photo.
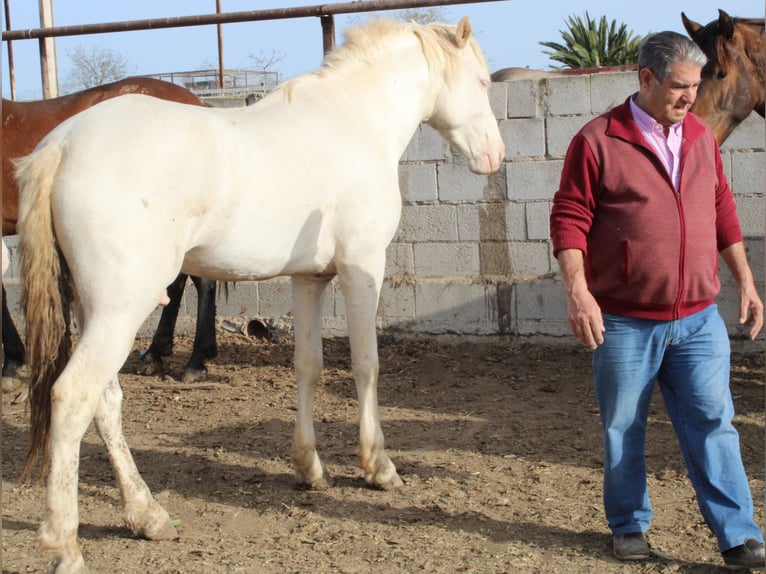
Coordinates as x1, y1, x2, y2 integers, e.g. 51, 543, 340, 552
694, 16, 765, 73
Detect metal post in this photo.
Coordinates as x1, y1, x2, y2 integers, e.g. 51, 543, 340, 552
4, 0, 15, 99
216, 0, 224, 90
320, 14, 335, 54
38, 0, 58, 98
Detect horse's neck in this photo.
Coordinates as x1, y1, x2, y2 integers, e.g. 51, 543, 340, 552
303, 45, 439, 160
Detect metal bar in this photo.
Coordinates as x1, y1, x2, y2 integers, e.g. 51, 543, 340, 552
320, 15, 335, 54
2, 0, 507, 41
4, 0, 15, 98
37, 0, 58, 98
216, 0, 224, 90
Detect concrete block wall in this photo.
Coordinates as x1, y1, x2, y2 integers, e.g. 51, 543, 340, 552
3, 71, 764, 340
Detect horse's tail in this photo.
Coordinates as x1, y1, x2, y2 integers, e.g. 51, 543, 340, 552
16, 143, 73, 483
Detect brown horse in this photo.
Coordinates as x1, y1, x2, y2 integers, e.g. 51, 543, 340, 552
682, 9, 765, 144
2, 77, 218, 385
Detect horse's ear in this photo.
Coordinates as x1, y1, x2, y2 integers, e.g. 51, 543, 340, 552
718, 9, 735, 39
456, 16, 472, 48
681, 12, 702, 38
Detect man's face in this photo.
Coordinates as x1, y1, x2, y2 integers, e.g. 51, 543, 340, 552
638, 60, 702, 126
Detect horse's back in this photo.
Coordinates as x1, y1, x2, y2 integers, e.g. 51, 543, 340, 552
37, 91, 401, 284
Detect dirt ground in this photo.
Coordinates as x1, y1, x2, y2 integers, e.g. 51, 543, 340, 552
2, 331, 764, 573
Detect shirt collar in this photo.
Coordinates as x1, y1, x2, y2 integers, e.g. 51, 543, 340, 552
629, 95, 683, 137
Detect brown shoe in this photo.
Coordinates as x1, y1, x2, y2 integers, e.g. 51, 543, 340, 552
613, 532, 650, 561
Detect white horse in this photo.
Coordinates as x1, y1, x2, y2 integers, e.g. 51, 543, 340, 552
17, 17, 504, 573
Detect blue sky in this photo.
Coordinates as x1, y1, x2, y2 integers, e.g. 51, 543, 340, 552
3, 0, 764, 100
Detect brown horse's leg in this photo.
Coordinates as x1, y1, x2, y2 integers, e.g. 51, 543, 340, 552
137, 274, 218, 381
181, 276, 218, 383
2, 285, 25, 388
137, 273, 188, 376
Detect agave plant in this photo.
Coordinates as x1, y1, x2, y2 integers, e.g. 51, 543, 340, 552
540, 12, 646, 69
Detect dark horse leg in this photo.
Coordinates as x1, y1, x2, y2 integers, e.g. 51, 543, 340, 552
2, 285, 25, 390
138, 274, 218, 382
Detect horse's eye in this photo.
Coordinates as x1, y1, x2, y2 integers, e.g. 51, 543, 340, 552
715, 69, 727, 80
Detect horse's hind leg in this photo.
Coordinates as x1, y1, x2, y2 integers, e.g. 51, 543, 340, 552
93, 377, 177, 540
2, 285, 25, 391
40, 322, 171, 573
338, 259, 403, 490
181, 276, 218, 383
291, 276, 332, 489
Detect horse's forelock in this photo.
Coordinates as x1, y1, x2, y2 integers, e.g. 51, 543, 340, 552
414, 22, 487, 80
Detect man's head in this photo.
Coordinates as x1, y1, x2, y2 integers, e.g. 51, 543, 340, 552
635, 31, 708, 127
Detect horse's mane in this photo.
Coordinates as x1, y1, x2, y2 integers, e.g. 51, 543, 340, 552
279, 18, 486, 100
695, 16, 765, 73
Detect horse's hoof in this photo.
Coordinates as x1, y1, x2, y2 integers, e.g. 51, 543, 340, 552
136, 354, 162, 376
297, 474, 334, 491
365, 468, 404, 490
46, 556, 88, 574
180, 368, 209, 384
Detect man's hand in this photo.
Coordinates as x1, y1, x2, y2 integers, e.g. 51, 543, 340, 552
566, 285, 605, 349
557, 249, 605, 349
721, 242, 763, 340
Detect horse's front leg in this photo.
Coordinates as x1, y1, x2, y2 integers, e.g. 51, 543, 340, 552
338, 258, 403, 490
93, 377, 177, 541
290, 276, 332, 489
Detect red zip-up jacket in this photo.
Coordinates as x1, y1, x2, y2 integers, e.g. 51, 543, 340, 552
550, 96, 743, 320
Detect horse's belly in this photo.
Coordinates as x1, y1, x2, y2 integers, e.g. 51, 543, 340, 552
181, 243, 336, 282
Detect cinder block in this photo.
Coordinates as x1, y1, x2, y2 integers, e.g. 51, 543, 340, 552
500, 117, 545, 158
402, 123, 450, 162
506, 159, 564, 201
255, 279, 292, 317
508, 241, 552, 275
525, 202, 551, 241
735, 196, 765, 236
378, 281, 416, 318
546, 115, 594, 158
456, 202, 526, 241
721, 112, 766, 152
217, 282, 261, 317
414, 280, 503, 334
730, 151, 766, 196
542, 75, 591, 116
3, 235, 19, 278
590, 72, 636, 113
743, 238, 764, 281
437, 163, 493, 201
385, 242, 414, 276
395, 204, 458, 242
488, 82, 507, 119
514, 278, 570, 337
479, 242, 513, 276
413, 242, 480, 276
507, 78, 540, 119
399, 163, 438, 202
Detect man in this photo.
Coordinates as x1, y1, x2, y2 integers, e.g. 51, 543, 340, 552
549, 31, 764, 569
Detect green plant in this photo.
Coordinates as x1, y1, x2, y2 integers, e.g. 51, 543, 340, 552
540, 12, 645, 68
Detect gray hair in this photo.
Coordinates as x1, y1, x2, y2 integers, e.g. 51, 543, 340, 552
638, 31, 707, 82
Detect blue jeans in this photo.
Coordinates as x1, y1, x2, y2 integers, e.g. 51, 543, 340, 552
592, 305, 762, 551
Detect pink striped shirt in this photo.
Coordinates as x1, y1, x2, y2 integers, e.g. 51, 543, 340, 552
629, 96, 683, 191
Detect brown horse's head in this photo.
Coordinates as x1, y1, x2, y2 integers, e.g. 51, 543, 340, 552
682, 9, 765, 144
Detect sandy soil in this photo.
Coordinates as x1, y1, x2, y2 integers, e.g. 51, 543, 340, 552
2, 332, 763, 573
